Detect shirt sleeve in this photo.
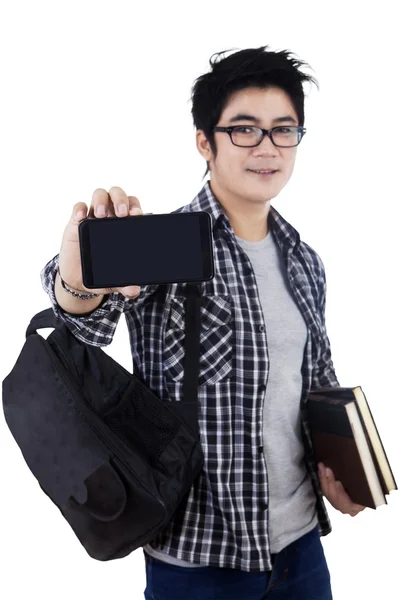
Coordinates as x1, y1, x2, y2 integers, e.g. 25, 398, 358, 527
311, 257, 341, 389
40, 254, 158, 348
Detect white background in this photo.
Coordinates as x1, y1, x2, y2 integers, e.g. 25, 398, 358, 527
1, 1, 399, 598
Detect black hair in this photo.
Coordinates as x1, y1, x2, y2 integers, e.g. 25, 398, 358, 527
190, 45, 319, 178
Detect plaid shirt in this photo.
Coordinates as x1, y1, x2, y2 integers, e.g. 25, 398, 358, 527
41, 181, 340, 572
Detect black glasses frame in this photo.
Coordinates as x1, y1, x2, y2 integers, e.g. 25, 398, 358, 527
213, 125, 307, 148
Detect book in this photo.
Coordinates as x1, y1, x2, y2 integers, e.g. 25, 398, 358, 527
307, 386, 397, 509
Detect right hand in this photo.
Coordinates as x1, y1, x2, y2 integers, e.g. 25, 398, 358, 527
59, 186, 146, 299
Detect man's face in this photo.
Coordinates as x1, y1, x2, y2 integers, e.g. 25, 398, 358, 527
197, 87, 299, 208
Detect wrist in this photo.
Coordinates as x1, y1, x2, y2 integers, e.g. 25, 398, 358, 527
57, 270, 84, 292
57, 268, 101, 300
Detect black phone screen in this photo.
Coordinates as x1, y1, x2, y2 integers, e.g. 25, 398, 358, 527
79, 211, 214, 288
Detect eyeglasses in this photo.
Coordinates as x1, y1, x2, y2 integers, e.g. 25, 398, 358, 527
213, 125, 306, 148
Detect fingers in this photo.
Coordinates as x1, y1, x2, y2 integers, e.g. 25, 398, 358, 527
108, 186, 130, 217
64, 189, 146, 300
117, 285, 141, 299
319, 473, 336, 504
318, 463, 330, 496
88, 284, 141, 300
89, 189, 110, 218
318, 463, 366, 516
71, 202, 88, 223
127, 195, 143, 215
89, 187, 143, 219
348, 501, 366, 517
349, 508, 366, 517
319, 464, 345, 504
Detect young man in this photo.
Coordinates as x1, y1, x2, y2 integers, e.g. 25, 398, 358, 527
41, 46, 365, 599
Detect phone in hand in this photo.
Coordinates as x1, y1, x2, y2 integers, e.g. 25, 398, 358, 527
78, 211, 214, 288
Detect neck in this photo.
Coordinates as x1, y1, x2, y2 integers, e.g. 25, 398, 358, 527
209, 181, 271, 241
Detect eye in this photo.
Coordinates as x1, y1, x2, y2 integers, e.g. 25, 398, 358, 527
274, 127, 294, 134
233, 126, 255, 134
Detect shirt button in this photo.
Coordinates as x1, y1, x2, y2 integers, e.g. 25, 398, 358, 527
259, 446, 264, 454
259, 384, 266, 394
259, 325, 265, 332
261, 502, 268, 511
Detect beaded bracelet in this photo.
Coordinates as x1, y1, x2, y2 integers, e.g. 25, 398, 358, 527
58, 268, 101, 300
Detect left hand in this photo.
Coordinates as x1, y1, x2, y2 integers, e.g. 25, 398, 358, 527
318, 462, 366, 517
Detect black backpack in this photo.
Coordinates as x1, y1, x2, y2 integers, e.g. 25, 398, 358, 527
2, 284, 204, 561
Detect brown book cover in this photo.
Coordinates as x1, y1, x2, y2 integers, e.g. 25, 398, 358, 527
307, 386, 397, 509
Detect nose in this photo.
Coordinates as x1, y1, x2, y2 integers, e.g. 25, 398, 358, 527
252, 133, 279, 157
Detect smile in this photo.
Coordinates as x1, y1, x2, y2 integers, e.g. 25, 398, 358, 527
248, 169, 278, 176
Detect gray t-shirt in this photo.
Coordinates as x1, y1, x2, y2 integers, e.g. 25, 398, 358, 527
143, 229, 318, 565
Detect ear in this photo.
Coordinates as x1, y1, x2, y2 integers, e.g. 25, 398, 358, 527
196, 130, 213, 161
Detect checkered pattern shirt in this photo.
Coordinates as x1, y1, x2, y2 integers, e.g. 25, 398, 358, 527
41, 181, 340, 572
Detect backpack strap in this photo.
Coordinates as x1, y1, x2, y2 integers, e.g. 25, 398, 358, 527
25, 285, 203, 436
25, 308, 61, 337
178, 283, 202, 436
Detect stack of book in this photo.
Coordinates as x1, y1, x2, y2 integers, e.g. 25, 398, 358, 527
307, 386, 397, 509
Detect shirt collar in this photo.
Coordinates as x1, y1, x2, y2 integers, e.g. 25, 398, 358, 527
189, 180, 300, 250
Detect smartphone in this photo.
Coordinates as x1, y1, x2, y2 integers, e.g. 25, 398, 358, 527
78, 211, 214, 288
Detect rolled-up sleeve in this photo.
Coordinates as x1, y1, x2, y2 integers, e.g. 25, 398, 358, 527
40, 254, 157, 348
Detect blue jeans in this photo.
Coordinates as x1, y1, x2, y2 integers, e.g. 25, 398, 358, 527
143, 525, 333, 599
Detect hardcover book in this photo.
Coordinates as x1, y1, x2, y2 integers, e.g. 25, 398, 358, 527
307, 386, 397, 509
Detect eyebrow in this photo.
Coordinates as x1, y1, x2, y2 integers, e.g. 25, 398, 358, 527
227, 113, 298, 125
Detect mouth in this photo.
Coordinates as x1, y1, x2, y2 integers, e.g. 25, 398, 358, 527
247, 169, 279, 177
